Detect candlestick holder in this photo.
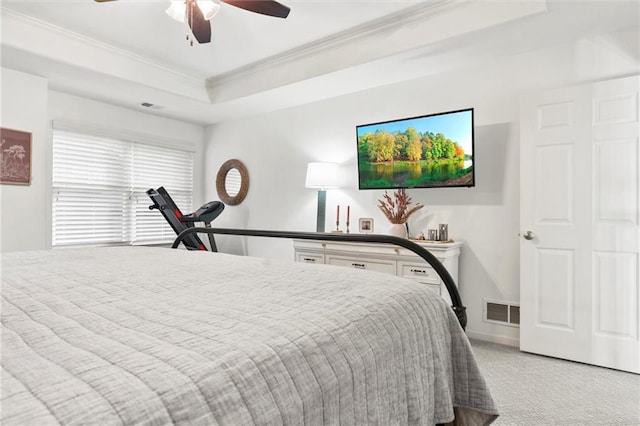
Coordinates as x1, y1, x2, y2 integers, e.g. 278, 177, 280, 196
346, 221, 350, 234
331, 221, 343, 234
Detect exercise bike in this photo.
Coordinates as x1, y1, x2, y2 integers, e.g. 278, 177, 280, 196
147, 186, 224, 251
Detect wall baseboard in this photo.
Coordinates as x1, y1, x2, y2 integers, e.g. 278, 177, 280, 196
466, 329, 520, 347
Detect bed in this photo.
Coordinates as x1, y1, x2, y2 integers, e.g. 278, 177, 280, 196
1, 242, 498, 425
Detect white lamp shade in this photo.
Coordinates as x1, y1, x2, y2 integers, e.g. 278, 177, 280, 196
305, 162, 339, 189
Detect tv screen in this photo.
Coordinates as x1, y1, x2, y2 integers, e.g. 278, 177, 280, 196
356, 108, 474, 189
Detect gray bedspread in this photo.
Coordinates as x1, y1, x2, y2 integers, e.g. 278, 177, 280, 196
1, 246, 498, 425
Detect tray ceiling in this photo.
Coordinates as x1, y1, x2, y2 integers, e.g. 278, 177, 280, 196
1, 1, 638, 125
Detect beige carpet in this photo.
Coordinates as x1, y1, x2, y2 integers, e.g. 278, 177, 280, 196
470, 339, 640, 425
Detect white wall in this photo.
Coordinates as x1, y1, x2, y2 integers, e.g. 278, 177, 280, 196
2, 26, 634, 343
203, 39, 637, 345
0, 68, 48, 252
0, 68, 206, 252
48, 90, 207, 208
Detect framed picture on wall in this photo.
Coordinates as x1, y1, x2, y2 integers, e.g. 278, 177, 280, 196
359, 217, 374, 233
0, 128, 32, 185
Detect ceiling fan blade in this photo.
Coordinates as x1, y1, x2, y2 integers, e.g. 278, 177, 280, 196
222, 0, 290, 18
187, 0, 212, 43
94, 0, 118, 2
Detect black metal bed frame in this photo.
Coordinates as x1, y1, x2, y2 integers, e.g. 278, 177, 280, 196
172, 228, 467, 330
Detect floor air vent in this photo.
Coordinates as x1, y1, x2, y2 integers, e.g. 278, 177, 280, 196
484, 300, 520, 326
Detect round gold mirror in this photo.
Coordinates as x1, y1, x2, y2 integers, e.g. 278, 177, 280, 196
216, 159, 249, 205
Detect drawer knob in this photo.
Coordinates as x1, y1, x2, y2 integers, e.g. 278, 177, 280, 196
410, 268, 427, 274
303, 257, 316, 262
352, 263, 366, 269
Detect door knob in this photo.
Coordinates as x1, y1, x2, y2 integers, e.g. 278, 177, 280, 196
523, 231, 534, 240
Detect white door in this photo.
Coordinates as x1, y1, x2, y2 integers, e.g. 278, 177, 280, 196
520, 75, 639, 374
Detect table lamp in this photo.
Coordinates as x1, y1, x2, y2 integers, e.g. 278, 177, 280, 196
305, 162, 339, 233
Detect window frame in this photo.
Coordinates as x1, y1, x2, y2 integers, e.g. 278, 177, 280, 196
51, 124, 197, 248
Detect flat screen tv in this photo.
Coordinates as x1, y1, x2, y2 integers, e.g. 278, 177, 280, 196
356, 108, 474, 189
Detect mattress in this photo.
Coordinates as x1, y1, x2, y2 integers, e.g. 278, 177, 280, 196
1, 246, 498, 425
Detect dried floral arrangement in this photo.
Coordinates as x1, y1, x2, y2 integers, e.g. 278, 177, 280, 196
378, 188, 424, 224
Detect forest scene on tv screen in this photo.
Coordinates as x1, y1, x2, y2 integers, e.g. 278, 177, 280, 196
357, 109, 474, 189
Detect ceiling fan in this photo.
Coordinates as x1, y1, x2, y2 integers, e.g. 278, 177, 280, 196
94, 0, 290, 44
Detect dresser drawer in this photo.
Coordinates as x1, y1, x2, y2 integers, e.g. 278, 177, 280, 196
293, 239, 461, 305
295, 251, 324, 264
327, 255, 395, 275
398, 262, 440, 284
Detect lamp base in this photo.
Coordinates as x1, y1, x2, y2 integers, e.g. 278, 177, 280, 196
316, 190, 326, 233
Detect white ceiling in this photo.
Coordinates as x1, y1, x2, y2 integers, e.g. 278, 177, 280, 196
1, 0, 639, 125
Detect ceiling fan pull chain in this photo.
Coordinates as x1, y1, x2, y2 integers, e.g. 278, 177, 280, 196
188, 0, 194, 46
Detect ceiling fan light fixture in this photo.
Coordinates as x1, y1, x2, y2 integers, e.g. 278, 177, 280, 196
166, 1, 219, 23
197, 1, 220, 20
165, 1, 186, 22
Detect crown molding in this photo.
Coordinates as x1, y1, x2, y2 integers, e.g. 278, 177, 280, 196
206, 0, 465, 89
206, 0, 548, 103
1, 7, 205, 87
2, 0, 549, 112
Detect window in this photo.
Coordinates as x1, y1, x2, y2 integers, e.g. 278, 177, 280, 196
52, 130, 193, 247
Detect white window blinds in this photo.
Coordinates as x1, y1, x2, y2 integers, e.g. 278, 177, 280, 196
52, 130, 193, 247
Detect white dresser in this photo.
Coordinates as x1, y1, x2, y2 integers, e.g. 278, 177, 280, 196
293, 239, 462, 305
